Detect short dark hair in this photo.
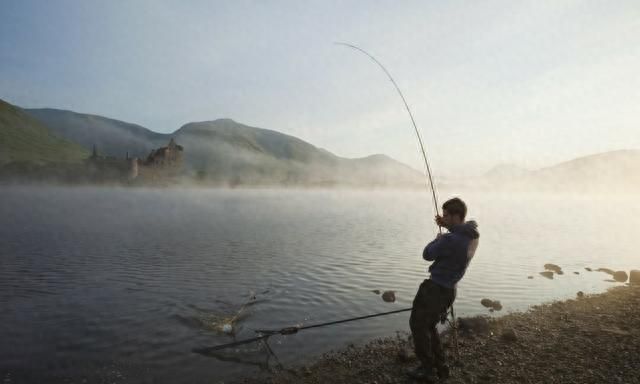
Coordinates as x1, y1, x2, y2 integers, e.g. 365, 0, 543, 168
442, 197, 467, 221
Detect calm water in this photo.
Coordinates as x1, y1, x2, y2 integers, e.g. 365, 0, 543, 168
1, 186, 637, 383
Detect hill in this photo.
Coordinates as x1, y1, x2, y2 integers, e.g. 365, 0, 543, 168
25, 108, 169, 158
529, 150, 640, 192
0, 99, 88, 166
174, 119, 422, 186
477, 150, 640, 193
19, 107, 424, 187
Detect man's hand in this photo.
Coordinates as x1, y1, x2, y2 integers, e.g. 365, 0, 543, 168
434, 215, 445, 227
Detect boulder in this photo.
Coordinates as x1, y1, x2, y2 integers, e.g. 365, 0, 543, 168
585, 267, 592, 272
382, 291, 396, 303
613, 271, 628, 283
500, 329, 518, 343
480, 299, 494, 308
371, 289, 381, 295
630, 270, 640, 285
539, 271, 554, 279
577, 291, 585, 298
573, 271, 580, 275
480, 299, 502, 311
527, 276, 534, 279
544, 263, 563, 273
597, 268, 615, 275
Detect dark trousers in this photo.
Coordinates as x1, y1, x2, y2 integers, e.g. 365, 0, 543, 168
409, 279, 455, 370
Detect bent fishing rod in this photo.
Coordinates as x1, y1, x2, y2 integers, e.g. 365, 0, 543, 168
334, 42, 440, 221
336, 42, 459, 358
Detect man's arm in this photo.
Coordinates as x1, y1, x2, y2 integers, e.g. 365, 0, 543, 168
423, 234, 448, 261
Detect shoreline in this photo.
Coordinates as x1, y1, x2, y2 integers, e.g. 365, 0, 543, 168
240, 284, 640, 384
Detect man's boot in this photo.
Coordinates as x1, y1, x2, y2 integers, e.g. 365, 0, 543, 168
437, 364, 450, 380
406, 365, 438, 382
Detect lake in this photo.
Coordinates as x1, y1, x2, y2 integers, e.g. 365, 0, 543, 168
1, 186, 637, 383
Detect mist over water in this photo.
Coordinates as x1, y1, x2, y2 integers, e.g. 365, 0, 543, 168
1, 186, 637, 383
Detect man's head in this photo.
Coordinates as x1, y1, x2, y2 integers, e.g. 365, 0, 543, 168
441, 197, 467, 228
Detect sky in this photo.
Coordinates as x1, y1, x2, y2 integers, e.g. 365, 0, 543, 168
1, 0, 638, 176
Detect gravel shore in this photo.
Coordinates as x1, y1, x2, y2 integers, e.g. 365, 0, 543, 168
240, 285, 640, 383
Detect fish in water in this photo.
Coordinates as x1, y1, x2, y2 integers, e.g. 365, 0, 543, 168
191, 291, 259, 335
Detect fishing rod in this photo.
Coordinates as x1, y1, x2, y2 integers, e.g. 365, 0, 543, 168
335, 42, 460, 359
334, 42, 440, 221
193, 307, 413, 355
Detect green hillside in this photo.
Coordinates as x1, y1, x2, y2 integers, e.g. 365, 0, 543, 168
0, 99, 89, 166
26, 107, 168, 158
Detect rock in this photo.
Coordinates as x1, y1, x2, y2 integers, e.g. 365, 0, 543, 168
527, 275, 534, 279
539, 271, 554, 279
482, 299, 503, 311
480, 299, 494, 308
458, 316, 490, 335
630, 270, 640, 284
574, 271, 580, 275
556, 270, 564, 275
500, 329, 518, 342
371, 289, 381, 295
613, 271, 628, 283
597, 268, 615, 275
382, 291, 396, 303
577, 291, 584, 298
544, 263, 562, 273
585, 267, 592, 272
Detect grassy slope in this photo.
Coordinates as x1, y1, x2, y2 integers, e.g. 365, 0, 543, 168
0, 99, 89, 166
25, 108, 168, 158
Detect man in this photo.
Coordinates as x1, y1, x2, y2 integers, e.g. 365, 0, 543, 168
408, 197, 479, 381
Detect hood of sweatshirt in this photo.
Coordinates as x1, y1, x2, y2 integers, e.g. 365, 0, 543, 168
450, 220, 479, 239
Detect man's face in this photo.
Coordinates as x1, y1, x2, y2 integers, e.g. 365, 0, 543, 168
441, 209, 463, 228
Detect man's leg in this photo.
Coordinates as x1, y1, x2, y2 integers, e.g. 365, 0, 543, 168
432, 288, 455, 378
409, 305, 431, 368
430, 323, 449, 378
409, 280, 441, 373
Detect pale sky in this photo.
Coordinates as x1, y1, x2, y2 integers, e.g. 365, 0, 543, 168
1, 1, 638, 176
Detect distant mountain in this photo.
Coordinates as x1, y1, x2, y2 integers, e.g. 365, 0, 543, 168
483, 163, 529, 181
26, 108, 169, 158
174, 119, 422, 186
478, 150, 640, 193
528, 150, 640, 192
0, 99, 88, 166
14, 105, 423, 187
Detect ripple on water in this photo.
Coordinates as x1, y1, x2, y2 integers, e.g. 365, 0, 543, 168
1, 187, 639, 383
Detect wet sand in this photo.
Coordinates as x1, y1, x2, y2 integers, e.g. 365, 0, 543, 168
240, 285, 640, 383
